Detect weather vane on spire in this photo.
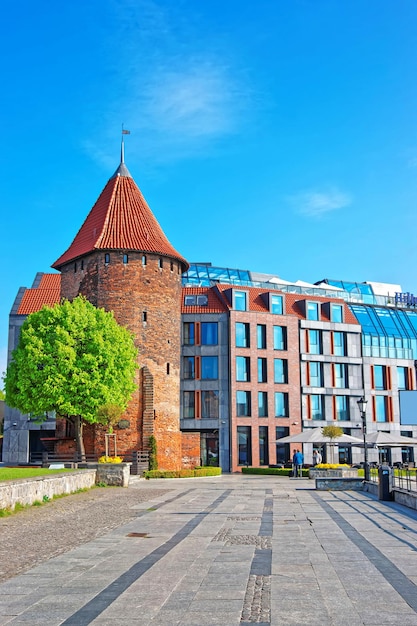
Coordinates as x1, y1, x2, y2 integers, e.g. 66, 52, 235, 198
121, 124, 131, 164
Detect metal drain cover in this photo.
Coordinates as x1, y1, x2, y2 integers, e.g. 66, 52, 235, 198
127, 532, 149, 537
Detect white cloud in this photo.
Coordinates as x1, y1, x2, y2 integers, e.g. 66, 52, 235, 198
140, 62, 243, 138
289, 187, 352, 218
83, 1, 251, 167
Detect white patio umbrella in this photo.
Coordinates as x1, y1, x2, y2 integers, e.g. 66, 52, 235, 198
356, 431, 417, 447
275, 427, 362, 445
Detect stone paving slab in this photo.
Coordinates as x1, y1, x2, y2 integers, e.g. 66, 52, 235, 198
1, 475, 417, 624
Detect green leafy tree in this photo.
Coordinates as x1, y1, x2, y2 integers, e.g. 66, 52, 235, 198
0, 389, 5, 401
5, 296, 138, 460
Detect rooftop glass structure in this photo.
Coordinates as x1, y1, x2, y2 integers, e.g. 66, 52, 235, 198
349, 304, 417, 359
183, 264, 250, 286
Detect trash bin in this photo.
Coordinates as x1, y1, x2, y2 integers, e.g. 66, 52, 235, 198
378, 465, 393, 501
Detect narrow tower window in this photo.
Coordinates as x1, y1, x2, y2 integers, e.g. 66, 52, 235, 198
80, 260, 84, 270
105, 253, 110, 265
74, 262, 77, 273
167, 363, 170, 375
142, 311, 147, 323
170, 261, 174, 272
159, 258, 163, 269
142, 255, 147, 266
123, 254, 129, 264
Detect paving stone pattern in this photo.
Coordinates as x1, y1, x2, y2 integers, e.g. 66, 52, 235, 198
1, 475, 417, 625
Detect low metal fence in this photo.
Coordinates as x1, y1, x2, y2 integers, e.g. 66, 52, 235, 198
29, 450, 149, 475
392, 468, 417, 492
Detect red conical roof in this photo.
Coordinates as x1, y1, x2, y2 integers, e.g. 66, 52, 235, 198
52, 164, 188, 270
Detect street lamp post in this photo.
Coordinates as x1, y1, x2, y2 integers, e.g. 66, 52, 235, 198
357, 396, 370, 482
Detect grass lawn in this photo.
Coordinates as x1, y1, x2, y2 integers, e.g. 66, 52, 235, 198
0, 467, 72, 481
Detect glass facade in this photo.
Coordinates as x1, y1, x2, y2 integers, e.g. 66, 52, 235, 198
275, 392, 288, 417
258, 357, 267, 383
335, 396, 349, 421
201, 356, 218, 379
258, 391, 268, 417
183, 322, 195, 345
183, 264, 251, 286
274, 359, 288, 384
238, 426, 252, 465
257, 324, 267, 349
271, 294, 283, 314
308, 329, 322, 354
309, 362, 323, 387
273, 326, 287, 350
236, 356, 250, 381
201, 390, 219, 418
237, 391, 251, 416
236, 322, 250, 347
201, 322, 218, 345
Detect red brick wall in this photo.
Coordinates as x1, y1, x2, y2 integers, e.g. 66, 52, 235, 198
229, 309, 301, 472
59, 251, 184, 469
181, 432, 201, 468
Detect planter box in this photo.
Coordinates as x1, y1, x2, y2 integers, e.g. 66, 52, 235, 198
87, 463, 131, 487
309, 468, 359, 480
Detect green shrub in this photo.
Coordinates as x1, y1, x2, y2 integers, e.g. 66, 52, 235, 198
241, 467, 309, 477
144, 466, 221, 479
148, 435, 158, 471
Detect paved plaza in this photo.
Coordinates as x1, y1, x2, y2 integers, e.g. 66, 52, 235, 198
1, 474, 417, 625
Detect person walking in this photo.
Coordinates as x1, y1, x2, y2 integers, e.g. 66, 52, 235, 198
292, 449, 304, 477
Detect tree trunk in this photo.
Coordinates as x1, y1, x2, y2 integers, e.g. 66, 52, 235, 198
73, 415, 86, 462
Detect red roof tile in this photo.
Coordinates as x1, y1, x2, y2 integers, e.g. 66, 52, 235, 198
52, 171, 188, 270
181, 287, 229, 313
17, 274, 61, 315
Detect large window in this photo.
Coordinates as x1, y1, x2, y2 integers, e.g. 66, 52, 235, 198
183, 391, 195, 418
309, 395, 325, 420
201, 322, 218, 345
335, 396, 349, 421
308, 329, 322, 355
236, 356, 251, 382
375, 396, 388, 422
274, 359, 288, 384
397, 367, 409, 391
270, 294, 283, 314
257, 324, 267, 349
237, 391, 251, 416
201, 356, 218, 379
333, 332, 346, 356
201, 390, 219, 418
183, 322, 195, 345
236, 322, 250, 348
331, 304, 343, 323
308, 362, 323, 387
276, 426, 290, 464
259, 426, 269, 465
258, 391, 268, 417
307, 301, 319, 321
275, 392, 288, 417
258, 357, 267, 383
273, 326, 287, 350
238, 426, 252, 465
183, 356, 195, 379
234, 291, 248, 311
374, 365, 387, 390
334, 363, 348, 388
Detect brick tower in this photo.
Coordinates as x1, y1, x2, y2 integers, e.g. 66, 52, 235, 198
52, 144, 189, 469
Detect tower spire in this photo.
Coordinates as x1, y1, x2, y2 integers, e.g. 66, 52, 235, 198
121, 124, 130, 164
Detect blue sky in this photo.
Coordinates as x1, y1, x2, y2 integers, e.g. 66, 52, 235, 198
1, 0, 417, 381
